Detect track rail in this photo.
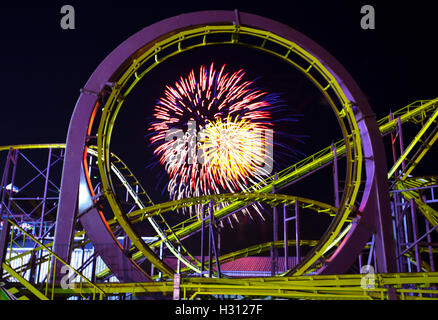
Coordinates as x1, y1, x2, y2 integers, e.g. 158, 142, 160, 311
57, 272, 438, 300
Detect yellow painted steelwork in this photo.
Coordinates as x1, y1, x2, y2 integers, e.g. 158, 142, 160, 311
59, 272, 438, 300
177, 239, 322, 275
126, 193, 338, 221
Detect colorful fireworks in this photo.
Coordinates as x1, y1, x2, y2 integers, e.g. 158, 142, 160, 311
148, 63, 282, 218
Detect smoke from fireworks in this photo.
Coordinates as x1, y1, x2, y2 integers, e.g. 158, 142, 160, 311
148, 63, 283, 218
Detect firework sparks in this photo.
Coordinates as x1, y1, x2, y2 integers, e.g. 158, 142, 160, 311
148, 63, 281, 218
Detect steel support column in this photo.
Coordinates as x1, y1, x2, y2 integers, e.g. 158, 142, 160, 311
200, 204, 205, 277
425, 219, 436, 272
295, 201, 301, 263
283, 205, 289, 271
56, 9, 398, 279
208, 200, 221, 278
271, 175, 278, 276
409, 199, 421, 272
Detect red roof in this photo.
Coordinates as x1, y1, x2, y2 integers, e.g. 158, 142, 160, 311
163, 256, 297, 273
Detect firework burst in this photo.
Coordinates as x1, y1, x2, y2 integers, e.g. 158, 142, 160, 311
148, 63, 282, 219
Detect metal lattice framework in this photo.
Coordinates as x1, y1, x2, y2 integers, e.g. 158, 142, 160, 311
0, 11, 437, 300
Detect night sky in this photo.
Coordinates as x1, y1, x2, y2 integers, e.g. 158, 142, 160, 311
1, 1, 437, 147
1, 1, 437, 254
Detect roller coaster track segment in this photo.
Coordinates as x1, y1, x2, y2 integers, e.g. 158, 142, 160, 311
386, 102, 438, 228
142, 175, 349, 249
114, 220, 352, 280
388, 106, 438, 180
108, 154, 153, 207
0, 144, 66, 152
394, 177, 438, 227
0, 147, 125, 276
378, 98, 438, 135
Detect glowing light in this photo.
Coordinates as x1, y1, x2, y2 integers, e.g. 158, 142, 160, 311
148, 63, 281, 217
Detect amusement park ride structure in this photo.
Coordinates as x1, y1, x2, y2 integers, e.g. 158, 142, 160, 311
0, 10, 437, 300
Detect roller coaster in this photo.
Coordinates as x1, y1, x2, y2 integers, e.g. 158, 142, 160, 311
1, 10, 437, 300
